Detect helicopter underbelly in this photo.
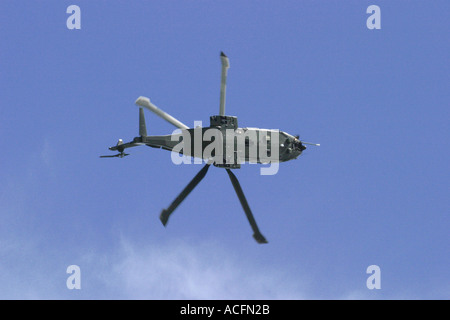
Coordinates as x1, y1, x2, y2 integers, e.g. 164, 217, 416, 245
142, 127, 298, 166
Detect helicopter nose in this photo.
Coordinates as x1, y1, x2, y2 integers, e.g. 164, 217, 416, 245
294, 140, 306, 151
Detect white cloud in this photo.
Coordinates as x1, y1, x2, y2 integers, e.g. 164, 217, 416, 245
1, 233, 444, 299
101, 238, 310, 300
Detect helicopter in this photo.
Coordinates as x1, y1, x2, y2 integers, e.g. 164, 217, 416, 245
101, 52, 319, 243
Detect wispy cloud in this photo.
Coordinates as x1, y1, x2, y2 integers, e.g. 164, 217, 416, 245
102, 238, 309, 300
1, 233, 444, 299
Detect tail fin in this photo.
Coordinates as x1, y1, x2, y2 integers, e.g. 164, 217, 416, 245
139, 107, 147, 137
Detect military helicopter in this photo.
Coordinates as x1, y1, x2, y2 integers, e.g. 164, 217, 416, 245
101, 52, 319, 243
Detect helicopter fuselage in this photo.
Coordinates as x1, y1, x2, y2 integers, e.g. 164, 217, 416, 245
113, 115, 305, 168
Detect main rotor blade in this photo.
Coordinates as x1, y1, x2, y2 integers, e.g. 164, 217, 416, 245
160, 164, 211, 226
219, 52, 230, 116
225, 169, 268, 244
135, 96, 189, 130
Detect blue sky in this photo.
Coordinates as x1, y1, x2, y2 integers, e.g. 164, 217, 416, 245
0, 1, 448, 299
